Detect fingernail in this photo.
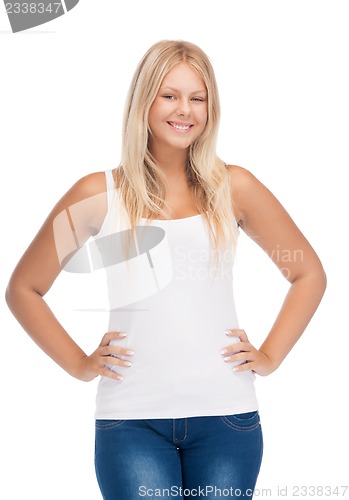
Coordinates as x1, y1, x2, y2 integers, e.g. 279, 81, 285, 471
220, 348, 228, 354
119, 332, 127, 337
224, 330, 231, 335
124, 361, 132, 367
126, 350, 134, 355
232, 367, 239, 372
116, 375, 124, 380
224, 356, 232, 362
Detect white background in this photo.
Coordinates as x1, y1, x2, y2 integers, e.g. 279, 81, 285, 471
1, 1, 348, 498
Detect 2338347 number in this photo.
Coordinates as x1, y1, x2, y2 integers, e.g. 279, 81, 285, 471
292, 485, 348, 496
5, 3, 63, 14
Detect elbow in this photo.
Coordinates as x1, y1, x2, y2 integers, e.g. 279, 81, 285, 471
313, 256, 327, 294
290, 259, 327, 298
319, 265, 327, 295
6, 275, 44, 307
5, 278, 13, 305
5, 276, 32, 312
306, 262, 327, 299
5, 278, 18, 311
4, 287, 9, 307
310, 261, 327, 297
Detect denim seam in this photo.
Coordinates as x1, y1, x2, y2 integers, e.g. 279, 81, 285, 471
95, 420, 127, 430
220, 416, 261, 432
172, 418, 188, 443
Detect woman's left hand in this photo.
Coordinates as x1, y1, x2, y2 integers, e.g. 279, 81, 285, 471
220, 329, 277, 376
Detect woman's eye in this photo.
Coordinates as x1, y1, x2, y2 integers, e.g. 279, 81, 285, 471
162, 95, 205, 102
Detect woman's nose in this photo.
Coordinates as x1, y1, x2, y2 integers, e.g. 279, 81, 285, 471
176, 99, 191, 116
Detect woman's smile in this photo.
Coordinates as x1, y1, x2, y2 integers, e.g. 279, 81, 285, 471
167, 121, 194, 133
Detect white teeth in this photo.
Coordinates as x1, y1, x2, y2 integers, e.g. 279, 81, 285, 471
169, 122, 191, 130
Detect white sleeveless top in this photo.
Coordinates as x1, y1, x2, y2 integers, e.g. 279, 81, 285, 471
92, 169, 258, 419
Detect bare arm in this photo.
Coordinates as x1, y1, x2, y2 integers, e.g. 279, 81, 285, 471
5, 171, 133, 382
222, 166, 327, 375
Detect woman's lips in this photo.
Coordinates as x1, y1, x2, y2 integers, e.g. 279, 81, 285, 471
167, 121, 193, 133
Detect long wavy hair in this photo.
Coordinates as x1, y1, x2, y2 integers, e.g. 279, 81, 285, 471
115, 40, 238, 268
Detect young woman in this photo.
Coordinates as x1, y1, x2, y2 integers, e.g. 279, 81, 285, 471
5, 40, 326, 499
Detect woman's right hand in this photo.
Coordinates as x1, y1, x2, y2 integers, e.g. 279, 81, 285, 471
75, 331, 134, 382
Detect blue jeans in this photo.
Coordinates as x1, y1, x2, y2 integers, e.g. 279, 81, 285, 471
95, 411, 263, 499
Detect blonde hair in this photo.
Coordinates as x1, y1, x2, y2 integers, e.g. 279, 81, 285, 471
116, 40, 237, 268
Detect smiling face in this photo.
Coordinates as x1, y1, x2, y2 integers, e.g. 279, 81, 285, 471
148, 63, 208, 158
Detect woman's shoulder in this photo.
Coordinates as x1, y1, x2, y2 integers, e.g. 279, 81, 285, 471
54, 170, 110, 227
60, 170, 112, 236
226, 164, 257, 187
225, 164, 263, 223
69, 170, 108, 200
225, 164, 260, 200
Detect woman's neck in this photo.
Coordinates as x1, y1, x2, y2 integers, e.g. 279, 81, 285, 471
150, 144, 188, 177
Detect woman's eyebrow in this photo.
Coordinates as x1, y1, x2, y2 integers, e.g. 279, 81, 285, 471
160, 86, 207, 94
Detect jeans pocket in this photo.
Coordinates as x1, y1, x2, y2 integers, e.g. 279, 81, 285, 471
220, 411, 260, 432
95, 419, 127, 430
